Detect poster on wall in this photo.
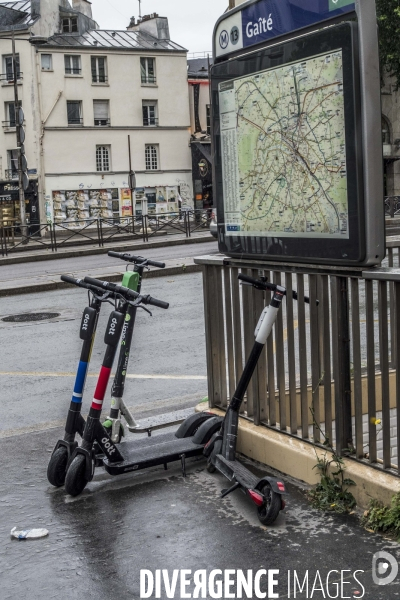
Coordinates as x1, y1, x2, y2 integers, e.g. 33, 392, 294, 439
166, 186, 179, 213
121, 188, 132, 217
52, 189, 116, 226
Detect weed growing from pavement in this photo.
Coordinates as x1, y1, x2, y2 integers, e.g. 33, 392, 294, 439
362, 493, 400, 540
308, 405, 356, 514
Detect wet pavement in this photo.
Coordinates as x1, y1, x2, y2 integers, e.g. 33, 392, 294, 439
2, 424, 400, 599
1, 273, 400, 598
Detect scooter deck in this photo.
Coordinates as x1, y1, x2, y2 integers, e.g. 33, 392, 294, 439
127, 407, 195, 434
215, 455, 258, 489
103, 435, 204, 475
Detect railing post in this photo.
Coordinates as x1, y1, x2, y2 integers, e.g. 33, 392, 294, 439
391, 196, 395, 218
333, 276, 353, 455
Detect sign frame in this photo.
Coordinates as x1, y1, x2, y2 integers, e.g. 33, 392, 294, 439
211, 0, 384, 266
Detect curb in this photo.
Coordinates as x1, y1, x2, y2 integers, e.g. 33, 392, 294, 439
0, 233, 214, 266
0, 263, 202, 297
196, 404, 400, 509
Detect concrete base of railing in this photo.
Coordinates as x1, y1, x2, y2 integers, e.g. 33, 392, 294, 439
196, 403, 400, 509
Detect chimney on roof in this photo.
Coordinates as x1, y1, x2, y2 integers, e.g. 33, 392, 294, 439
72, 0, 93, 19
136, 14, 170, 40
127, 16, 136, 31
31, 0, 40, 18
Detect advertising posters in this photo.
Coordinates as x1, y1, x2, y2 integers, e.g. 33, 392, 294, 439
52, 189, 115, 226
121, 188, 133, 217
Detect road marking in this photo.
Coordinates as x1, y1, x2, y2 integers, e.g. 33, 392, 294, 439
0, 371, 207, 380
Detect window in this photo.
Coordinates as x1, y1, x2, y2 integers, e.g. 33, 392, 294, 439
206, 105, 211, 135
382, 115, 391, 145
93, 100, 109, 126
7, 149, 19, 178
67, 100, 82, 125
64, 55, 81, 75
142, 101, 158, 126
41, 54, 52, 71
4, 101, 17, 127
62, 17, 78, 33
145, 145, 158, 170
3, 54, 20, 81
96, 145, 110, 172
91, 56, 107, 83
140, 57, 156, 84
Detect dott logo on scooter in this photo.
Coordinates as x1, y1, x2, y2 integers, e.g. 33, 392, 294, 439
104, 311, 125, 346
101, 437, 116, 456
79, 306, 97, 341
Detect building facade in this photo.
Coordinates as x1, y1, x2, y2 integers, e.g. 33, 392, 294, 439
0, 0, 193, 227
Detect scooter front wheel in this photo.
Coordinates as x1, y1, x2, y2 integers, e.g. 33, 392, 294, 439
206, 458, 216, 473
47, 447, 69, 487
65, 455, 89, 497
257, 483, 282, 526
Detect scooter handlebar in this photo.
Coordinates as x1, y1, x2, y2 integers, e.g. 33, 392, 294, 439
108, 251, 166, 269
61, 274, 109, 295
83, 277, 169, 309
237, 273, 313, 304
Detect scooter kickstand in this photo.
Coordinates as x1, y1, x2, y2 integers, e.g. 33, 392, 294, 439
180, 453, 186, 478
221, 481, 241, 498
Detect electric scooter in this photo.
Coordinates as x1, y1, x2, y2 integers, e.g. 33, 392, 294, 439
102, 251, 167, 442
47, 277, 116, 487
65, 276, 222, 496
63, 277, 171, 496
47, 253, 166, 487
204, 272, 313, 526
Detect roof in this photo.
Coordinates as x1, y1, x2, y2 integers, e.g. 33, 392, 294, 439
188, 58, 212, 79
45, 29, 186, 51
0, 0, 36, 27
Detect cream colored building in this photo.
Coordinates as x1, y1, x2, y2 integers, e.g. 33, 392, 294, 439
0, 0, 193, 225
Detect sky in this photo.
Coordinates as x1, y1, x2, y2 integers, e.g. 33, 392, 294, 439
90, 0, 228, 54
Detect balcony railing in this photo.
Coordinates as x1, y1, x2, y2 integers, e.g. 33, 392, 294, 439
0, 71, 22, 82
4, 169, 18, 180
92, 75, 108, 83
141, 76, 156, 85
67, 118, 83, 126
143, 117, 159, 127
94, 119, 110, 126
2, 120, 16, 128
65, 68, 81, 75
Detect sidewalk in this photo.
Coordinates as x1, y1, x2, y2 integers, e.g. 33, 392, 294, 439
0, 231, 212, 266
0, 255, 201, 297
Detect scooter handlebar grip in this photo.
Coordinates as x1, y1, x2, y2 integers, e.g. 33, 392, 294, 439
238, 273, 262, 286
84, 276, 115, 292
108, 251, 126, 259
142, 295, 169, 309
146, 259, 166, 269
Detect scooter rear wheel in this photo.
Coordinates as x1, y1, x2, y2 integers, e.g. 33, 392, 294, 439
47, 447, 69, 487
65, 455, 89, 497
257, 483, 282, 526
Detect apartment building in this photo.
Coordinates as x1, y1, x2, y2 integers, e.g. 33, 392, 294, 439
0, 0, 192, 226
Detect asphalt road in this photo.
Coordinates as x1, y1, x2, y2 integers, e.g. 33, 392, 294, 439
0, 272, 209, 436
0, 239, 218, 285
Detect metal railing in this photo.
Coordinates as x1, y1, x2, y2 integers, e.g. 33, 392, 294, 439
67, 118, 83, 126
2, 120, 15, 128
92, 75, 108, 83
0, 211, 212, 256
199, 254, 400, 477
65, 68, 81, 75
4, 169, 18, 180
143, 117, 159, 127
94, 119, 110, 126
0, 71, 22, 82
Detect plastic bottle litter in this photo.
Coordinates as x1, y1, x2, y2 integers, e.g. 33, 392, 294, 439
10, 527, 49, 540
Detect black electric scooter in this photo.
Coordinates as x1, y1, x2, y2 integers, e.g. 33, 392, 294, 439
63, 277, 171, 496
47, 277, 116, 487
102, 251, 167, 442
205, 273, 313, 526
63, 277, 222, 496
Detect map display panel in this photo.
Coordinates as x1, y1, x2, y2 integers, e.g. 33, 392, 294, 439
219, 50, 349, 239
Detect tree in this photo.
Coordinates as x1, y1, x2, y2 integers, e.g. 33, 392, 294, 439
376, 0, 400, 87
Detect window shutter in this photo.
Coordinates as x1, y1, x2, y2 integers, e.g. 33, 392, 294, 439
94, 101, 108, 120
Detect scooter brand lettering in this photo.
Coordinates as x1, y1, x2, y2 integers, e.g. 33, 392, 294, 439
109, 317, 118, 336
82, 312, 90, 331
101, 437, 116, 455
